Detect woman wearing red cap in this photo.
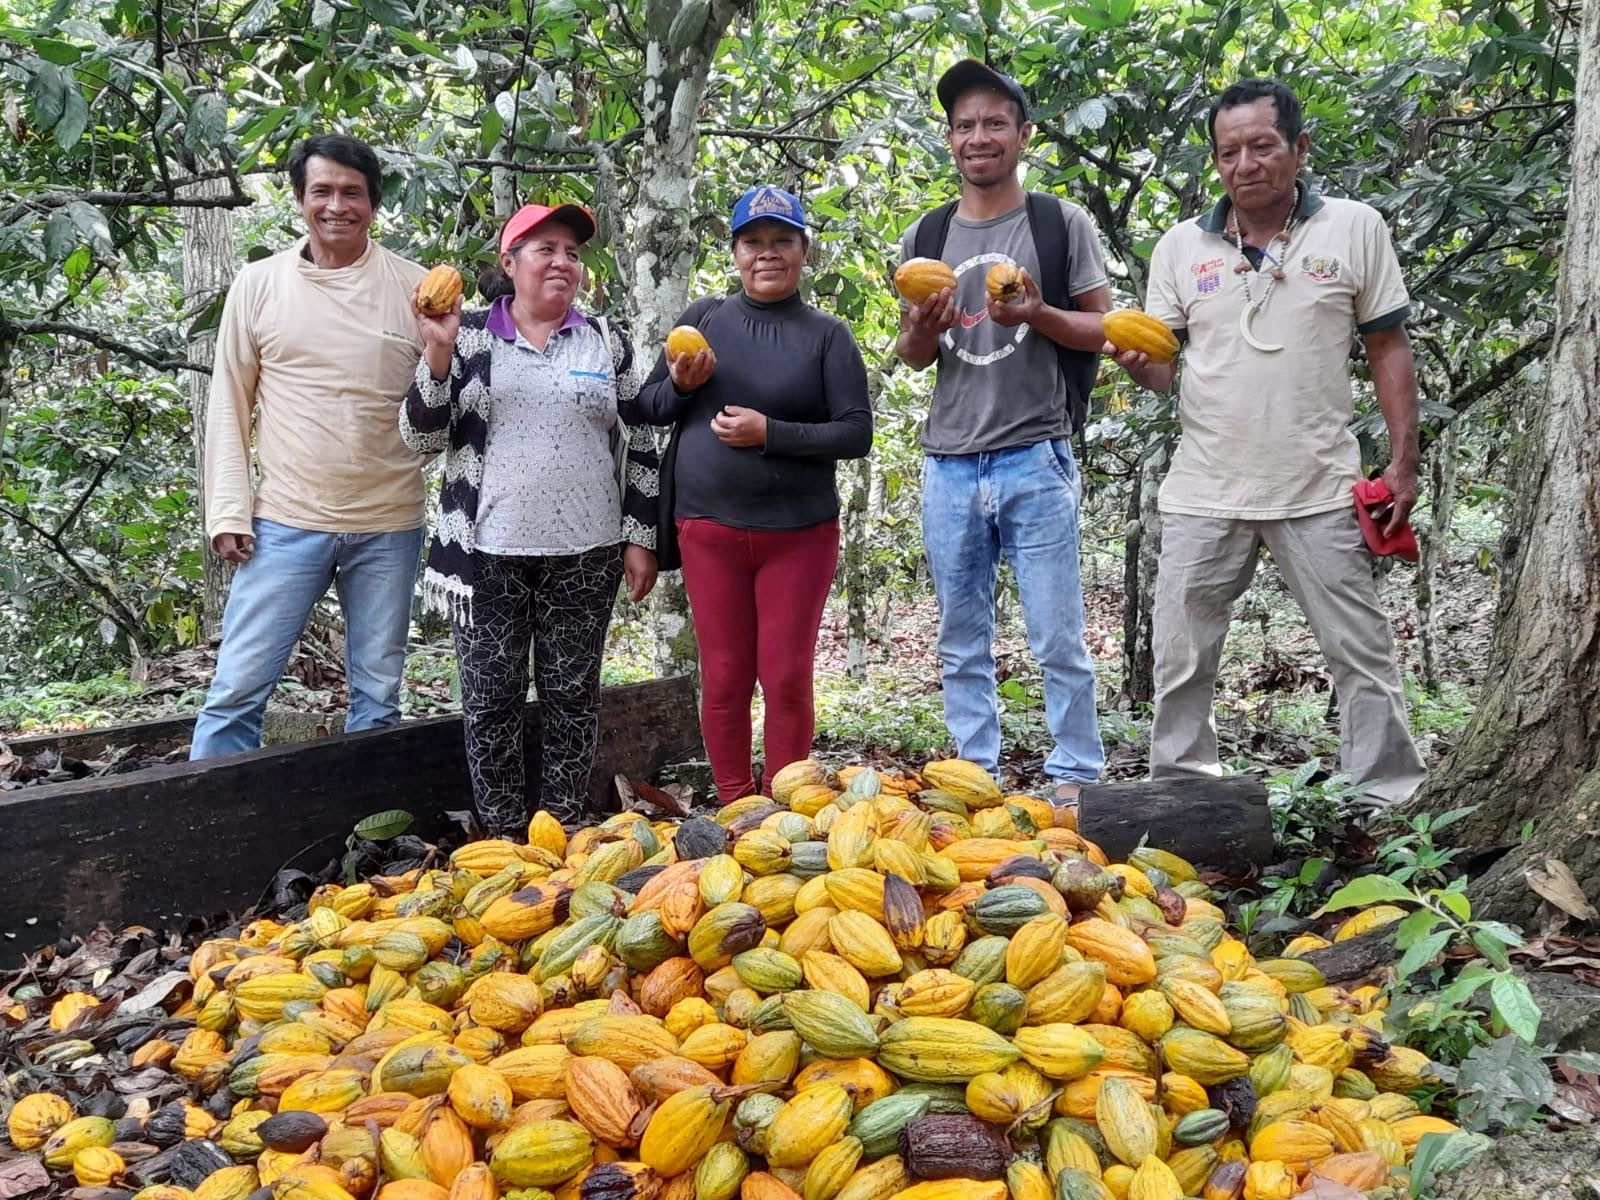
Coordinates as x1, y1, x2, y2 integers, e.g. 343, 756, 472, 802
401, 202, 659, 834
627, 185, 872, 804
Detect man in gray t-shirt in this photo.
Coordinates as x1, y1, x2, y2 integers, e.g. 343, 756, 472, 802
895, 59, 1113, 801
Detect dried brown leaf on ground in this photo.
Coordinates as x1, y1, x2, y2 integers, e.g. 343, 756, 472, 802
1528, 857, 1600, 923
0, 1158, 52, 1200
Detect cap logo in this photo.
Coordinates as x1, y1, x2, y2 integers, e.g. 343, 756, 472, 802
747, 187, 795, 217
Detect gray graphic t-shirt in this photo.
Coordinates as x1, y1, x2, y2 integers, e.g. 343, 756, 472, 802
899, 198, 1107, 455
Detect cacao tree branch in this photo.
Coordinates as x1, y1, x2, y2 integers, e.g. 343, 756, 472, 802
767, 29, 932, 136
0, 171, 251, 222
3, 318, 206, 375
701, 127, 845, 145
457, 158, 600, 174
0, 501, 150, 651
1438, 331, 1552, 420
54, 410, 140, 542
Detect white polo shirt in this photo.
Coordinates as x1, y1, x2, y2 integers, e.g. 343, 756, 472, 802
1146, 188, 1410, 520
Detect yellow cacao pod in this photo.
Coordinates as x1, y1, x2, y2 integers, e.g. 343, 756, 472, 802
41, 1114, 117, 1169
1102, 310, 1179, 364
489, 1120, 595, 1188
1097, 1074, 1159, 1167
6, 1092, 74, 1151
666, 326, 711, 359
74, 1146, 127, 1188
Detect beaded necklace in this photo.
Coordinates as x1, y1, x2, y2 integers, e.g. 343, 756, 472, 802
1227, 200, 1299, 319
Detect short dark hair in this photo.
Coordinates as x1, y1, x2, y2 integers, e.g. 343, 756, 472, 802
288, 134, 384, 207
1207, 79, 1304, 149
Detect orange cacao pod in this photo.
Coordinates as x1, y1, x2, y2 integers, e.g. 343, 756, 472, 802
416, 266, 464, 317
893, 258, 957, 304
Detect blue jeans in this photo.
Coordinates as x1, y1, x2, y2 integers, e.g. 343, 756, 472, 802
190, 518, 423, 759
922, 439, 1104, 783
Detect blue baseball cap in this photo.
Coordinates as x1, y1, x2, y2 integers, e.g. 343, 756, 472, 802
731, 185, 807, 235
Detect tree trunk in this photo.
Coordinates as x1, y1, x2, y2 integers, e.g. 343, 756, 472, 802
629, 0, 749, 681
1403, 0, 1600, 925
1417, 416, 1460, 695
182, 173, 236, 642
1121, 439, 1168, 705
844, 454, 871, 680
0, 327, 14, 476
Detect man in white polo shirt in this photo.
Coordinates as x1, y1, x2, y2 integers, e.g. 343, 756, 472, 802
1110, 78, 1427, 807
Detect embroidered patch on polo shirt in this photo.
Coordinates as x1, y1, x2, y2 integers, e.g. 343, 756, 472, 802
1192, 257, 1224, 296
1300, 254, 1342, 282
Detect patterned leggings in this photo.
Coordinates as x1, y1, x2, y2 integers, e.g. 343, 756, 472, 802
454, 545, 623, 834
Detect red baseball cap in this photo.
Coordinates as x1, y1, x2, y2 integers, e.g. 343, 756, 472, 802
1352, 478, 1418, 562
499, 203, 597, 254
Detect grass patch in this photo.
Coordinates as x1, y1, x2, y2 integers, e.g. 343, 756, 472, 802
0, 673, 150, 732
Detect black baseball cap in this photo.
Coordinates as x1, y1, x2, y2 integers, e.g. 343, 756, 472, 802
936, 58, 1030, 122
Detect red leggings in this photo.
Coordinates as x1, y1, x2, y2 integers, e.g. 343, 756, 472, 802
677, 517, 840, 804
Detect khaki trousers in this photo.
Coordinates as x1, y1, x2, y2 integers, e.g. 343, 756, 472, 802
1150, 508, 1427, 803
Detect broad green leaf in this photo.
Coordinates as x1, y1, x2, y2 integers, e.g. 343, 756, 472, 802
1471, 927, 1513, 970
354, 809, 413, 841
185, 93, 229, 155
53, 86, 89, 150
1487, 973, 1541, 1043
1408, 1131, 1493, 1196
236, 0, 278, 38
1394, 907, 1438, 950
1316, 873, 1416, 914
1436, 890, 1472, 921
32, 38, 84, 65
1395, 928, 1451, 979
27, 61, 69, 131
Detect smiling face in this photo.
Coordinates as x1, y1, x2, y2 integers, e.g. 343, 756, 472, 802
502, 221, 583, 317
947, 88, 1030, 191
733, 220, 806, 303
1212, 97, 1309, 222
295, 156, 375, 264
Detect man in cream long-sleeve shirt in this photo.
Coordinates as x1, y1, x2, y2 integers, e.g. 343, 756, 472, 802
191, 133, 428, 758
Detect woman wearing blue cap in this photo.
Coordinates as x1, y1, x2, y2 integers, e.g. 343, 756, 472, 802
627, 185, 873, 805
401, 202, 660, 834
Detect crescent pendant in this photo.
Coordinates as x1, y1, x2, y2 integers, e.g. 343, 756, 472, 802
1239, 305, 1283, 353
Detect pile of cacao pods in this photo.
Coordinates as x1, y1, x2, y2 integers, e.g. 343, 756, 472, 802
3, 758, 1458, 1200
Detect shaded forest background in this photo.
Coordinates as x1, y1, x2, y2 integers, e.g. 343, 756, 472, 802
0, 0, 1569, 775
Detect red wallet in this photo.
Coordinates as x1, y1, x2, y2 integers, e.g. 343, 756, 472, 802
1352, 478, 1418, 562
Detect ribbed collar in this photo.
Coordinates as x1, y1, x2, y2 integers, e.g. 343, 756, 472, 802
486, 295, 588, 342
1197, 180, 1325, 235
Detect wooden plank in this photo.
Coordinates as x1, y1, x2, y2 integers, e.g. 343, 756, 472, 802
1077, 776, 1274, 870
0, 677, 700, 965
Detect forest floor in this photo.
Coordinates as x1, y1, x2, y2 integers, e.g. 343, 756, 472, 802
0, 504, 1500, 799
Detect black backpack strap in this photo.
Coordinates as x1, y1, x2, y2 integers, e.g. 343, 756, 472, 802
912, 201, 960, 260
1025, 192, 1097, 455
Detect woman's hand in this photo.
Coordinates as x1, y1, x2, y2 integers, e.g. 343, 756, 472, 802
414, 287, 461, 380
668, 347, 717, 392
623, 545, 658, 603
711, 405, 767, 448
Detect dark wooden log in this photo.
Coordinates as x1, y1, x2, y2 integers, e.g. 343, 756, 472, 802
1077, 776, 1274, 871
0, 677, 700, 965
1301, 928, 1399, 987
2, 714, 200, 763
1, 709, 354, 764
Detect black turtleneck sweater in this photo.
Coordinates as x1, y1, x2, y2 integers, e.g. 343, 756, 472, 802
629, 291, 872, 531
